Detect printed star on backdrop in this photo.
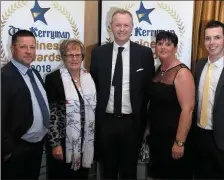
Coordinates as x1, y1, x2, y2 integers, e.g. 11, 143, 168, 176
30, 0, 50, 25
136, 1, 155, 25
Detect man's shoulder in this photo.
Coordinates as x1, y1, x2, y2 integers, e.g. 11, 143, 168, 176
196, 58, 208, 66
1, 62, 20, 89
1, 61, 15, 76
197, 57, 208, 62
92, 42, 152, 53
195, 58, 208, 74
130, 41, 151, 51
92, 43, 113, 52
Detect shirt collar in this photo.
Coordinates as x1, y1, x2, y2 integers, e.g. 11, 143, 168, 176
208, 56, 224, 68
11, 59, 29, 75
113, 40, 130, 51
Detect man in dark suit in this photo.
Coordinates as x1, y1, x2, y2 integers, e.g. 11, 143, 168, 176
194, 20, 224, 179
1, 30, 49, 179
90, 9, 155, 179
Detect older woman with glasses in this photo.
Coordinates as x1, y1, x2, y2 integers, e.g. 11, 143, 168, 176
45, 39, 96, 179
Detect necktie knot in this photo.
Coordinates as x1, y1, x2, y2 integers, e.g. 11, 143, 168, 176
208, 63, 214, 70
118, 47, 124, 54
27, 69, 35, 80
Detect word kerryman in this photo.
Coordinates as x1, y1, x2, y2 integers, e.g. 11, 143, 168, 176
8, 25, 70, 39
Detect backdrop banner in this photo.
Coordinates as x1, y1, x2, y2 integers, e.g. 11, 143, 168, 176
101, 1, 194, 69
1, 1, 84, 178
1, 0, 84, 78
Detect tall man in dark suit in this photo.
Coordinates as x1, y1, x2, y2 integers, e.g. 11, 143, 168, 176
194, 20, 224, 179
90, 9, 155, 179
1, 30, 49, 179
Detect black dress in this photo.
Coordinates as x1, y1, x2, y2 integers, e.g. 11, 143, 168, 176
148, 63, 193, 179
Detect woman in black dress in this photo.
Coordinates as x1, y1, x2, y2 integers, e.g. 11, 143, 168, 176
148, 31, 195, 179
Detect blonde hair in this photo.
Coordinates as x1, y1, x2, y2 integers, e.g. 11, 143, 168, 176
111, 9, 133, 25
59, 39, 85, 61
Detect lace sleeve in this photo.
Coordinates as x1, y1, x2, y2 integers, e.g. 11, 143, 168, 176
45, 72, 66, 148
48, 101, 66, 147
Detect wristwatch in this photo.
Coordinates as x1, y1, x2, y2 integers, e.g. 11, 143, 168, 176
175, 140, 185, 147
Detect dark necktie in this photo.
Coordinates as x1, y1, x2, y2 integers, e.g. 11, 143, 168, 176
27, 69, 49, 128
112, 47, 124, 115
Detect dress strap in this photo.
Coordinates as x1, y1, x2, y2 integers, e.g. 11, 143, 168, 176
173, 63, 190, 83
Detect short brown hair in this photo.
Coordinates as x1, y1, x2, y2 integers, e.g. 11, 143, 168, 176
12, 30, 36, 46
59, 39, 85, 61
111, 9, 133, 24
204, 20, 224, 36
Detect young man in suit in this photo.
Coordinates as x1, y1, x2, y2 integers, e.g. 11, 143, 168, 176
1, 30, 49, 179
194, 20, 224, 179
90, 9, 155, 180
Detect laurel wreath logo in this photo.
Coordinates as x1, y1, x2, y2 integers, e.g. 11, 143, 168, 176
1, 0, 28, 67
157, 2, 185, 58
105, 24, 112, 44
105, 4, 134, 44
52, 2, 79, 39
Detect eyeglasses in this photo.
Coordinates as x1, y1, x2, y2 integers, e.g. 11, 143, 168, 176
64, 54, 82, 59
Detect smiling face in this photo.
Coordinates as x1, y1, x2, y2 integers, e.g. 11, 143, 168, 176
155, 39, 177, 61
63, 44, 82, 72
204, 27, 224, 62
11, 36, 36, 67
111, 12, 133, 46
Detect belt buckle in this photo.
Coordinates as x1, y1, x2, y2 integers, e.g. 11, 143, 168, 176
114, 113, 123, 117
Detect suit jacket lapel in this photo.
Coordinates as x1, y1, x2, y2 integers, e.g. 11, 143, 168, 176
130, 42, 140, 104
214, 67, 224, 109
196, 59, 224, 112
196, 60, 207, 91
104, 43, 113, 94
8, 62, 33, 111
9, 62, 30, 91
194, 59, 207, 126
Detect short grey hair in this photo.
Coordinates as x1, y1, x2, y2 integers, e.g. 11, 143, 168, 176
59, 39, 85, 61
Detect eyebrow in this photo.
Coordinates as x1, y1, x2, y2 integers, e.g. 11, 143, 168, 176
66, 53, 81, 55
206, 34, 222, 37
19, 44, 36, 46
